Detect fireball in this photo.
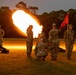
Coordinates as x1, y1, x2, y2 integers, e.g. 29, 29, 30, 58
12, 10, 43, 38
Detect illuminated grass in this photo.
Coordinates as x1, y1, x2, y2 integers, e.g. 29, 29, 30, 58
0, 50, 76, 75
0, 38, 76, 75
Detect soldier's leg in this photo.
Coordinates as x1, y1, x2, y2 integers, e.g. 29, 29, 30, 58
0, 46, 9, 53
29, 45, 32, 55
29, 42, 33, 56
26, 44, 31, 57
35, 56, 41, 60
27, 46, 32, 57
42, 52, 48, 61
66, 43, 69, 59
51, 48, 55, 60
26, 44, 29, 56
42, 57, 45, 61
54, 46, 59, 60
67, 44, 73, 59
50, 43, 55, 60
26, 40, 29, 56
26, 39, 32, 57
66, 43, 72, 59
51, 44, 59, 61
67, 50, 72, 59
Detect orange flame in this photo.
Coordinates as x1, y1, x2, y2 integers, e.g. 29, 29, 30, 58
12, 10, 43, 38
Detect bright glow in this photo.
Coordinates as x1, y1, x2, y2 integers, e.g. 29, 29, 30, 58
12, 10, 43, 38
3, 46, 35, 50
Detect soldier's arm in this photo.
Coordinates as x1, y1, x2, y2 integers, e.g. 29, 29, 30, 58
73, 31, 75, 43
44, 43, 48, 52
3, 30, 5, 36
1, 29, 5, 37
48, 30, 52, 43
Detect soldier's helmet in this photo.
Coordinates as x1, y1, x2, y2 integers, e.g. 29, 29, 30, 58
52, 23, 56, 27
29, 25, 33, 29
68, 24, 73, 27
29, 25, 33, 27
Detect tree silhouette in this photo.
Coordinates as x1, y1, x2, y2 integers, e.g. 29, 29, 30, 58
28, 6, 39, 14
16, 1, 39, 15
16, 1, 29, 13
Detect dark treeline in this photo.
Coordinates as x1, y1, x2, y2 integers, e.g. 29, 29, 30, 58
38, 9, 76, 38
0, 1, 76, 38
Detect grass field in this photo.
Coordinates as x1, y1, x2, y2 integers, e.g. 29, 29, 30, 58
0, 38, 76, 75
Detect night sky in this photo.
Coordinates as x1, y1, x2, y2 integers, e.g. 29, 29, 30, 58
0, 0, 76, 14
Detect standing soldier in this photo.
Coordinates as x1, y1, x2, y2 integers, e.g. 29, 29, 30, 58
0, 25, 5, 47
0, 25, 9, 53
64, 24, 75, 59
26, 25, 33, 57
48, 23, 60, 60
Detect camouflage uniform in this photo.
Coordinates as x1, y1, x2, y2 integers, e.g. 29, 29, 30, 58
26, 25, 33, 57
48, 23, 60, 60
0, 25, 5, 46
64, 25, 75, 59
0, 25, 9, 53
38, 32, 47, 43
34, 38, 48, 61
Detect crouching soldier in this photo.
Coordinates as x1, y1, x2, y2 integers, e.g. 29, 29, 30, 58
38, 31, 47, 43
34, 38, 48, 61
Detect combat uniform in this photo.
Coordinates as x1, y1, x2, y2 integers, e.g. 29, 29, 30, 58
38, 32, 47, 43
34, 39, 48, 61
0, 28, 4, 46
26, 25, 33, 57
48, 23, 60, 60
64, 25, 75, 59
0, 26, 9, 53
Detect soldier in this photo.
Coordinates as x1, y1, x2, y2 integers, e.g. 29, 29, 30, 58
34, 38, 48, 61
0, 25, 9, 53
64, 24, 75, 59
26, 25, 33, 57
48, 23, 60, 60
0, 25, 5, 47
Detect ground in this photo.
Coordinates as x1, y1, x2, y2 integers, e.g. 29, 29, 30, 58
0, 38, 76, 75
